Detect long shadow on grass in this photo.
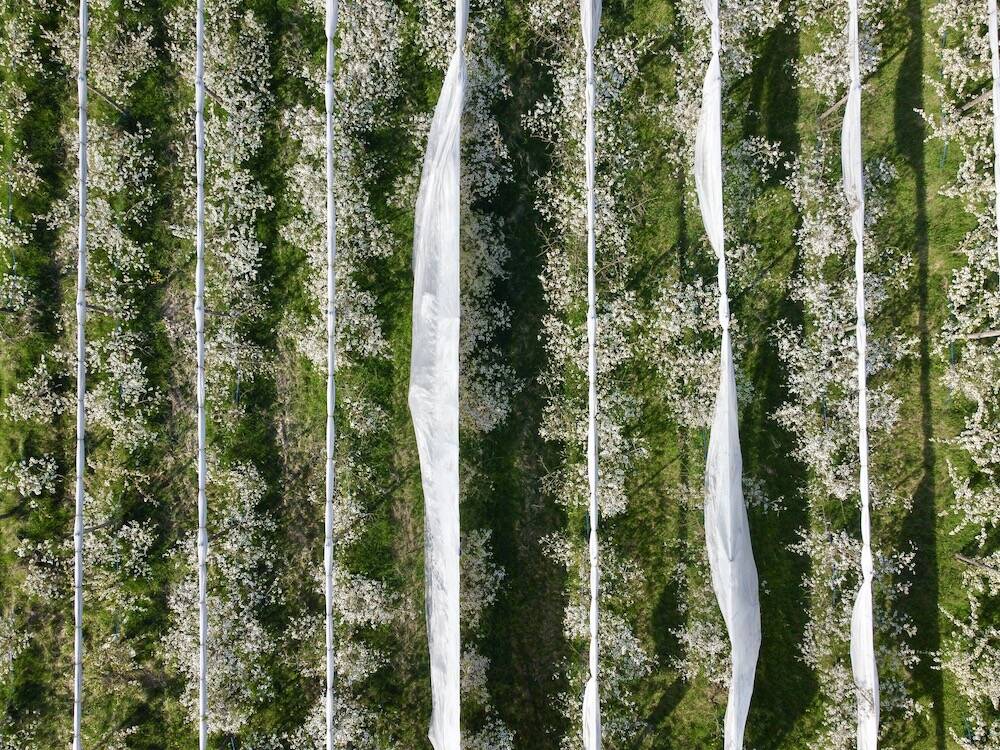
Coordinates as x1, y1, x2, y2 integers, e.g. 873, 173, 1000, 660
738, 18, 817, 750
627, 153, 694, 746
893, 0, 945, 747
477, 8, 572, 748
109, 0, 193, 741
637, 417, 692, 747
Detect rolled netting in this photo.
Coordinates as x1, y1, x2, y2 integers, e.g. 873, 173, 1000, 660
323, 0, 339, 747
193, 0, 209, 744
579, 0, 602, 748
989, 0, 1000, 271
408, 1, 468, 747
843, 1, 880, 747
72, 0, 89, 746
693, 3, 761, 749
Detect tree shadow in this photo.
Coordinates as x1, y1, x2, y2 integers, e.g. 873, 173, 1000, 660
634, 419, 691, 747
892, 0, 946, 747
739, 16, 818, 750
475, 4, 571, 746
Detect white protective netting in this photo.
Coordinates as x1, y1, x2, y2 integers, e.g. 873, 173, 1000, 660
73, 0, 90, 747
323, 1, 339, 748
693, 2, 762, 748
843, 0, 880, 747
408, 1, 468, 747
990, 0, 1000, 270
580, 0, 602, 748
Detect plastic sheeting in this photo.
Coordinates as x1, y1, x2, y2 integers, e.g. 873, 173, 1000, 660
580, 1, 602, 748
323, 1, 339, 748
843, 1, 880, 747
193, 0, 209, 744
989, 0, 1000, 271
408, 2, 467, 747
693, 3, 762, 749
73, 1, 89, 747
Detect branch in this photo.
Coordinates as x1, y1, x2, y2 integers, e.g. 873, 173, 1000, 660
956, 553, 999, 575
204, 307, 236, 319
817, 45, 907, 123
83, 519, 116, 533
964, 328, 1000, 342
204, 85, 226, 109
819, 92, 850, 122
88, 83, 130, 119
960, 89, 991, 114
86, 303, 119, 316
0, 499, 28, 520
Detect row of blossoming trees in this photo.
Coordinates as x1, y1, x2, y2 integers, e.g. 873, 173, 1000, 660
0, 0, 997, 747
777, 1, 922, 744
926, 0, 1000, 746
0, 0, 523, 744
2, 0, 169, 743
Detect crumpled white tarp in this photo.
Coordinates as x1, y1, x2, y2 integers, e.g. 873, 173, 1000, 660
408, 2, 467, 748
580, 1, 602, 748
323, 1, 339, 748
73, 1, 89, 748
693, 2, 762, 748
989, 0, 1000, 271
843, 1, 880, 747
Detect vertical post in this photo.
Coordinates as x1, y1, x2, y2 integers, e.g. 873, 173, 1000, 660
849, 0, 871, 669
580, 2, 602, 747
988, 0, 1000, 271
584, 37, 599, 736
72, 0, 89, 746
323, 0, 339, 748
194, 0, 209, 745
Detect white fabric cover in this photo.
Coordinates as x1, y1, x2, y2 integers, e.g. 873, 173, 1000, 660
323, 1, 339, 748
580, 1, 602, 748
989, 0, 1000, 270
73, 2, 89, 747
843, 1, 880, 747
694, 3, 762, 748
194, 0, 209, 745
408, 2, 467, 748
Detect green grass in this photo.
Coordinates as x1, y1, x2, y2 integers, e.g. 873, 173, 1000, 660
0, 0, 993, 747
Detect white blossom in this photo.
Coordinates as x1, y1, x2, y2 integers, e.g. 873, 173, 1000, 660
924, 2, 1000, 745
